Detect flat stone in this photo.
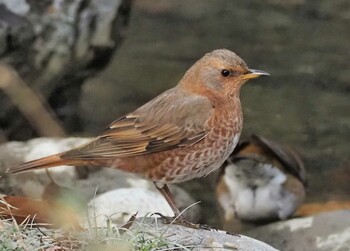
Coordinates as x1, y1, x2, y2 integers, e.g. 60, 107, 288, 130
245, 210, 350, 251
125, 217, 278, 251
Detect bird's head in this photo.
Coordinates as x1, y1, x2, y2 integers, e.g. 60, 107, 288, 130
180, 49, 269, 99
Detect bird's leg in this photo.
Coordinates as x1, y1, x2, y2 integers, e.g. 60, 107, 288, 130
153, 182, 206, 229
154, 182, 183, 219
154, 182, 218, 230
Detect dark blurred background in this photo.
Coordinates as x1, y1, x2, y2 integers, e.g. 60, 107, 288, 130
1, 0, 349, 225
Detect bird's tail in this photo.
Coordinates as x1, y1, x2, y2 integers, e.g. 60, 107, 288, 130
9, 153, 75, 174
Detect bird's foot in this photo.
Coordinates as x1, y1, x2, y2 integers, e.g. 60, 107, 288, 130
153, 213, 200, 229
197, 224, 240, 236
153, 213, 232, 232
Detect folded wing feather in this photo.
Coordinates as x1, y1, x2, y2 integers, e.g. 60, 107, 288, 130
62, 89, 214, 159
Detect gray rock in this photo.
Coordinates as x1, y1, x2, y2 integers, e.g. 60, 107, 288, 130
125, 217, 278, 251
245, 210, 350, 251
0, 215, 277, 250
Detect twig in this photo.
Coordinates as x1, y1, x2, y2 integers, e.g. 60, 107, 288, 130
0, 63, 66, 137
0, 63, 88, 179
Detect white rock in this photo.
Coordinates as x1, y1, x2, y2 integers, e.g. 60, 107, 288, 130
86, 187, 174, 227
0, 137, 90, 198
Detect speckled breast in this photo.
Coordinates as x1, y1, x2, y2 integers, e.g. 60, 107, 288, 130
147, 107, 243, 184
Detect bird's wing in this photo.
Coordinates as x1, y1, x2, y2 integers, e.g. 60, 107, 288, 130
62, 89, 214, 159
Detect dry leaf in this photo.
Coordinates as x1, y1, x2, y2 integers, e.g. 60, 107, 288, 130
296, 200, 350, 217
0, 195, 82, 229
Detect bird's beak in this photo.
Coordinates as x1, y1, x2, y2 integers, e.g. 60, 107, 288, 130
242, 69, 270, 80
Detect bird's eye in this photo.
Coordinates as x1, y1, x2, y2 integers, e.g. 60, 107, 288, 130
221, 69, 231, 77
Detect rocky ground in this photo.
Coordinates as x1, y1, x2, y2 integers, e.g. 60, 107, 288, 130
1, 137, 350, 250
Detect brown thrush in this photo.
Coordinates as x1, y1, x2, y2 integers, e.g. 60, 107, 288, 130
8, 49, 269, 225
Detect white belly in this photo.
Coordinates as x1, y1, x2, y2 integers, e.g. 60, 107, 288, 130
224, 162, 299, 221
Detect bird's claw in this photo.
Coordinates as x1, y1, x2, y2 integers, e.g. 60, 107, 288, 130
152, 213, 240, 236
153, 213, 201, 229
153, 213, 232, 232
199, 224, 217, 231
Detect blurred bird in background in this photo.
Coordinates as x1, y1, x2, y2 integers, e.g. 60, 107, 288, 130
216, 134, 306, 232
